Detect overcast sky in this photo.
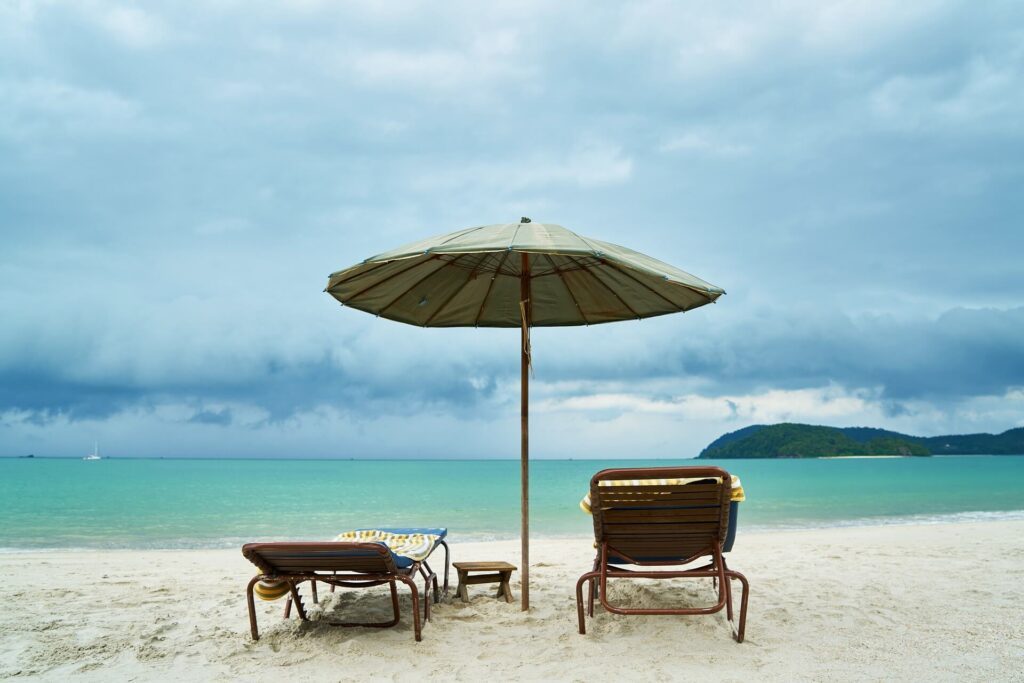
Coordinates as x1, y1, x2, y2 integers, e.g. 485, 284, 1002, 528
2, 1, 1023, 458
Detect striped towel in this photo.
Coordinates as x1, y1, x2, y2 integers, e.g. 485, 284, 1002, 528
333, 529, 440, 562
579, 475, 745, 514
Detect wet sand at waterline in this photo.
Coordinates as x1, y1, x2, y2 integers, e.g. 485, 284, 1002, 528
2, 520, 1022, 681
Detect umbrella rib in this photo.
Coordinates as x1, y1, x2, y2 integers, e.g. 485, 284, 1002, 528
437, 224, 487, 247
335, 257, 436, 303
509, 222, 524, 254
378, 256, 455, 317
571, 231, 719, 306
423, 255, 482, 326
600, 259, 697, 311
473, 248, 511, 326
566, 227, 602, 255
544, 253, 590, 325
327, 259, 392, 289
568, 255, 642, 319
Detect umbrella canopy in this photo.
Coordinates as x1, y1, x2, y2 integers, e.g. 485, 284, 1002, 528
325, 220, 724, 611
326, 221, 723, 327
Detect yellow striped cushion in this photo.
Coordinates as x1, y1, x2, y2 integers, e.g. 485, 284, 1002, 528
579, 474, 745, 514
333, 530, 439, 562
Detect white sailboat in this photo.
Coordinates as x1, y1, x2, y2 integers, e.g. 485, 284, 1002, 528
83, 442, 101, 461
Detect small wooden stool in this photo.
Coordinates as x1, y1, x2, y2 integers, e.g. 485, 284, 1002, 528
453, 561, 517, 603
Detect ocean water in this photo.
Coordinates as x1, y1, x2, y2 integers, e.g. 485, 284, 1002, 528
1, 456, 1023, 550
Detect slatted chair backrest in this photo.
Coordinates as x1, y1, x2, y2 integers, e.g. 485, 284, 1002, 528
242, 542, 399, 576
590, 466, 733, 563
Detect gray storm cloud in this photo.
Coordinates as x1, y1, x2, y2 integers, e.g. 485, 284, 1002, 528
1, 1, 1022, 456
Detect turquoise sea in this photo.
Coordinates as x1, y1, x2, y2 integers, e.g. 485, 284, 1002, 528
1, 456, 1023, 550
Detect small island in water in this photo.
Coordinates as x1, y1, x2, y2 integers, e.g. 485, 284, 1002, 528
697, 423, 1024, 459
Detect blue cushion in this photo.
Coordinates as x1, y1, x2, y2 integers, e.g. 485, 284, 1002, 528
382, 545, 414, 568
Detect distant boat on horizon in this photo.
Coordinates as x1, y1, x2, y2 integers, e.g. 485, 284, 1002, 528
83, 442, 101, 461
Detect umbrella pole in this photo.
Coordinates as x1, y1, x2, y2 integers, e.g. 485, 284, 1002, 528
520, 254, 530, 611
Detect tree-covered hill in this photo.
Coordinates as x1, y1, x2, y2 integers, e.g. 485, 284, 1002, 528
698, 424, 1024, 459
916, 428, 1024, 454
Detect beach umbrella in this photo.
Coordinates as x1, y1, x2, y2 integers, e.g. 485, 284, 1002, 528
325, 219, 724, 610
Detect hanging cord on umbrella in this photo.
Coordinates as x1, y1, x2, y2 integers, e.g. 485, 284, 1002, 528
519, 298, 533, 377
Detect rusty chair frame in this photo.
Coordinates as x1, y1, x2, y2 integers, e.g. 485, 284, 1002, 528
300, 537, 449, 611
575, 466, 749, 642
243, 541, 435, 642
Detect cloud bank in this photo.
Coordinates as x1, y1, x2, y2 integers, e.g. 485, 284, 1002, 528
1, 1, 1022, 457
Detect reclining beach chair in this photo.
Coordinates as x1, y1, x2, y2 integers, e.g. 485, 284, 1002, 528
287, 528, 450, 612
243, 541, 436, 642
575, 466, 750, 642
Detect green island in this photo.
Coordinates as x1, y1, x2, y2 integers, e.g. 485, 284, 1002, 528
697, 423, 1024, 459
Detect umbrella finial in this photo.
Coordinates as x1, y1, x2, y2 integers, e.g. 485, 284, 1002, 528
520, 217, 531, 223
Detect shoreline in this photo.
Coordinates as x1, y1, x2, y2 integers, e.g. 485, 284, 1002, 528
817, 454, 909, 459
3, 520, 1021, 680
3, 507, 1024, 553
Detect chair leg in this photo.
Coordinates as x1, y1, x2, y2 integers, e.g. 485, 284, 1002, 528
726, 569, 749, 643
724, 569, 734, 622
289, 582, 308, 621
720, 557, 737, 622
389, 581, 400, 624
575, 570, 599, 635
588, 557, 599, 617
283, 596, 292, 619
423, 561, 440, 605
424, 571, 433, 622
246, 576, 261, 641
311, 580, 319, 605
438, 540, 451, 596
399, 576, 422, 642
419, 563, 436, 618
710, 549, 731, 627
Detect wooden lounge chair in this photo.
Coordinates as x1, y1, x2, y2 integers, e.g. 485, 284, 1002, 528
243, 541, 436, 642
575, 466, 750, 642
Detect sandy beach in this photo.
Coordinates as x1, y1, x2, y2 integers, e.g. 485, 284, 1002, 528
2, 520, 1022, 682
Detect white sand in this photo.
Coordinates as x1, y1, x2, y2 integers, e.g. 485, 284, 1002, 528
2, 521, 1022, 681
